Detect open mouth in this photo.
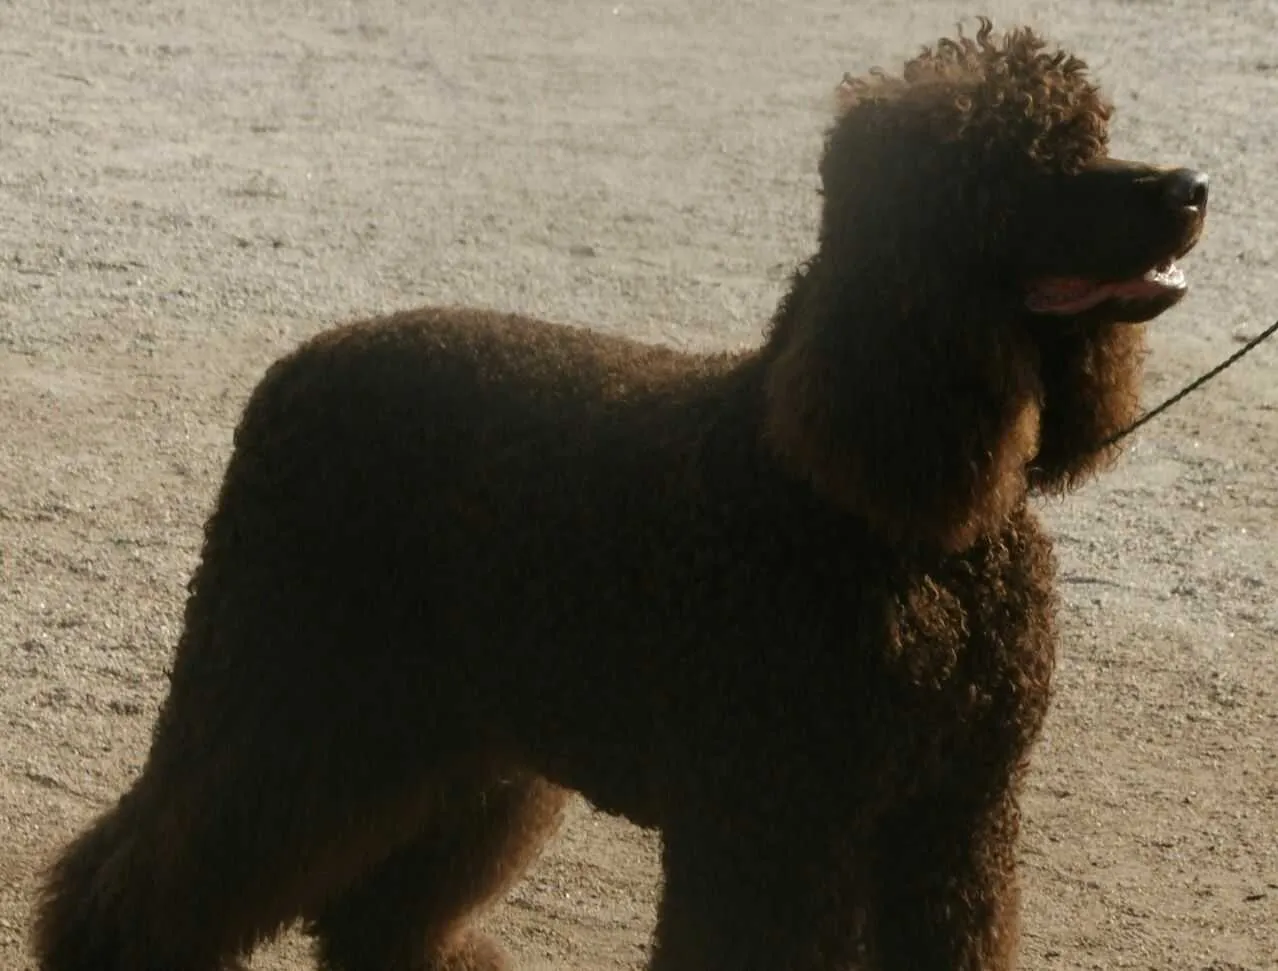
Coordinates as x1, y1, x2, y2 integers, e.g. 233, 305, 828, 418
1025, 258, 1187, 316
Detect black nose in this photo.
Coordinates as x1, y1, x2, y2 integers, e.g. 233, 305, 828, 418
1162, 168, 1209, 209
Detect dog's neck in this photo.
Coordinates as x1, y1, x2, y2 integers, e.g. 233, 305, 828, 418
754, 253, 1044, 553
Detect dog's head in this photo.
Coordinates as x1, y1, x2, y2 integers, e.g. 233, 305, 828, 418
764, 19, 1209, 549
817, 18, 1206, 329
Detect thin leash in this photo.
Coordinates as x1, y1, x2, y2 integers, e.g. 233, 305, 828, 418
1100, 316, 1278, 449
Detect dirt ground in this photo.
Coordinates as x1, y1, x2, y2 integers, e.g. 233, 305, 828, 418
1, 0, 1275, 968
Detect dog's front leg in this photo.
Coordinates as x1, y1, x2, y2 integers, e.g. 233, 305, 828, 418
647, 808, 870, 971
865, 783, 1024, 971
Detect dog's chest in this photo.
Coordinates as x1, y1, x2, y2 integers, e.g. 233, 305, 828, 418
870, 522, 1059, 742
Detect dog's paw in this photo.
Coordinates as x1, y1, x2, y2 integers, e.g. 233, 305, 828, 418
430, 933, 511, 971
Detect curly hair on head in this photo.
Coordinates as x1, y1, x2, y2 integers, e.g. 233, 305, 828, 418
763, 18, 1137, 552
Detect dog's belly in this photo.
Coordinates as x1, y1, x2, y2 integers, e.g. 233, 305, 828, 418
534, 743, 663, 829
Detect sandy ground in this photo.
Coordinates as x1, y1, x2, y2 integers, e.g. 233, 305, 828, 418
1, 0, 1275, 968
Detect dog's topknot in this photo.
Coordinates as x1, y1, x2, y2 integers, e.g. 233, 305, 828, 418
834, 17, 1112, 174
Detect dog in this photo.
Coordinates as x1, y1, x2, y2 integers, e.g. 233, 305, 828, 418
33, 18, 1207, 971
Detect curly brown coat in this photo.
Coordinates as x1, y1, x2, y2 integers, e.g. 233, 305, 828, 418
33, 17, 1207, 971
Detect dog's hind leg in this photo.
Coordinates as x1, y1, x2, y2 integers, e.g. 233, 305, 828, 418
305, 774, 569, 971
32, 578, 485, 969
31, 702, 454, 971
32, 757, 320, 971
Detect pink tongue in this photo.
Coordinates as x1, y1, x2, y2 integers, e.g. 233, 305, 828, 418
1026, 278, 1112, 315
1027, 265, 1183, 315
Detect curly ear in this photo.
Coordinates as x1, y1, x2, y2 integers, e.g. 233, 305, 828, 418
762, 259, 1043, 553
762, 71, 1045, 551
1028, 320, 1146, 492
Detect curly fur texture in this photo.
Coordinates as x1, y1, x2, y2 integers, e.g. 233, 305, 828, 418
764, 23, 1143, 550
33, 17, 1206, 971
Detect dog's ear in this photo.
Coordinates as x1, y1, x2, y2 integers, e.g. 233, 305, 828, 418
762, 257, 1044, 553
821, 98, 1019, 319
760, 74, 1046, 551
1028, 320, 1146, 492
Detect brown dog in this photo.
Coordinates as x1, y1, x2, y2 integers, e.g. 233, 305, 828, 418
34, 18, 1207, 971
